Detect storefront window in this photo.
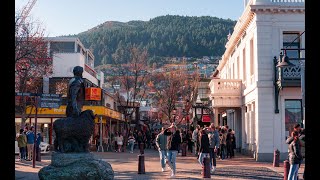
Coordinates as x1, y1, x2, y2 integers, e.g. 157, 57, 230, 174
285, 100, 302, 138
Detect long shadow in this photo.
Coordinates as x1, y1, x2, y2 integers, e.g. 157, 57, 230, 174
15, 170, 39, 180
115, 170, 202, 180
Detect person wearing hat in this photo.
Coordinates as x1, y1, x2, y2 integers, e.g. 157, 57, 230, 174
164, 123, 181, 178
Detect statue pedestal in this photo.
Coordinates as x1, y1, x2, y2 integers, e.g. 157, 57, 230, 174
38, 152, 114, 180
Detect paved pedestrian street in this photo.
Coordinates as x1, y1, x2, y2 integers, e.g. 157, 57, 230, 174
15, 149, 304, 179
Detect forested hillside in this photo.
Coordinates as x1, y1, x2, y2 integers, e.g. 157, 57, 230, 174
70, 15, 236, 66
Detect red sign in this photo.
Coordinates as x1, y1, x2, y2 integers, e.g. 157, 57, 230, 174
85, 87, 101, 101
202, 115, 211, 122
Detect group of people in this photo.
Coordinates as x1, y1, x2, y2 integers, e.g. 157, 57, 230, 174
154, 122, 234, 177
16, 125, 42, 161
193, 124, 236, 160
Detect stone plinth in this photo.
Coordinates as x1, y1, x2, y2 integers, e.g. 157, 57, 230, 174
38, 152, 114, 180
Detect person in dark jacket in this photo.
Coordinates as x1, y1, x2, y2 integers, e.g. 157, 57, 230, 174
286, 130, 303, 180
198, 129, 210, 170
226, 129, 233, 158
164, 124, 181, 178
204, 123, 220, 174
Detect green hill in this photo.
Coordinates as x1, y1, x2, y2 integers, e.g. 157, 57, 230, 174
69, 15, 236, 66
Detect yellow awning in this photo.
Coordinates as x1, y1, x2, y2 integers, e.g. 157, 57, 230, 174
25, 105, 124, 121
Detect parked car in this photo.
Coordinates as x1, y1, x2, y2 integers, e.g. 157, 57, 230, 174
39, 142, 50, 153
15, 141, 51, 154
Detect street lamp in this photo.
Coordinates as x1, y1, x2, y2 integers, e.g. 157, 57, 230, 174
276, 51, 305, 128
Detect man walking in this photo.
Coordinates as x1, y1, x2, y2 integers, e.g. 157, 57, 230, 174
204, 123, 220, 174
156, 127, 168, 172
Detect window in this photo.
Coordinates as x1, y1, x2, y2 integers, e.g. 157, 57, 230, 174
237, 56, 240, 79
250, 38, 254, 75
50, 42, 75, 53
242, 48, 246, 81
284, 100, 303, 137
283, 32, 301, 58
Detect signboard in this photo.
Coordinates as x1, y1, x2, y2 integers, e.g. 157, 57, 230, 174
85, 87, 101, 101
39, 94, 61, 108
202, 115, 211, 122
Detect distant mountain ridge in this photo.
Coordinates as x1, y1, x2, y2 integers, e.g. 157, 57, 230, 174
67, 15, 236, 66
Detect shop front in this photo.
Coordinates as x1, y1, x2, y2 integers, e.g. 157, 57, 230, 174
16, 105, 124, 148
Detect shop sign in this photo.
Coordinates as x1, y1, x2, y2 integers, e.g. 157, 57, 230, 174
85, 87, 101, 101
202, 115, 211, 122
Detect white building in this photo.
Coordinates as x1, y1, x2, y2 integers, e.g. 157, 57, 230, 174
209, 0, 305, 161
45, 37, 100, 86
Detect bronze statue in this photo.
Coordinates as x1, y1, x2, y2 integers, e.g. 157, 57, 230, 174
66, 66, 85, 117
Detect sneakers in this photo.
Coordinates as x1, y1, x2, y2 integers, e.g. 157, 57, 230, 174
211, 166, 216, 174
170, 171, 175, 178
162, 167, 167, 172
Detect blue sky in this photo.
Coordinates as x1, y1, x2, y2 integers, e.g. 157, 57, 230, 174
16, 0, 245, 37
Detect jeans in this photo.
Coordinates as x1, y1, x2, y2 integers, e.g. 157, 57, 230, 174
209, 148, 217, 168
167, 150, 178, 173
198, 152, 210, 167
19, 147, 26, 160
129, 142, 134, 152
159, 150, 167, 168
288, 163, 299, 180
220, 144, 226, 159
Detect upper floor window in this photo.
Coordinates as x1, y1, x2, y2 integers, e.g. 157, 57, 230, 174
50, 42, 75, 54
283, 32, 301, 58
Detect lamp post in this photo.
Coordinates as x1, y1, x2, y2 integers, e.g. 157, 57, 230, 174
172, 107, 177, 124
276, 51, 305, 128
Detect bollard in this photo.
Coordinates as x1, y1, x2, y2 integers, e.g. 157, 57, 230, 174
182, 143, 187, 156
283, 160, 290, 180
139, 143, 144, 155
202, 157, 211, 178
138, 154, 145, 174
273, 149, 280, 167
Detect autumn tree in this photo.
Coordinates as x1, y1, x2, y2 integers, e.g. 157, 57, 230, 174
106, 46, 151, 131
15, 11, 52, 128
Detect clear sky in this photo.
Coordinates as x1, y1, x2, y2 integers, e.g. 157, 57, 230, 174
16, 0, 245, 37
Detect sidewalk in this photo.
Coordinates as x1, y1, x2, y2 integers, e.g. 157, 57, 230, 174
15, 149, 304, 180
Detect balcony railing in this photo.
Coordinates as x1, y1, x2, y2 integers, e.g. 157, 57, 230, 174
277, 57, 304, 87
209, 79, 242, 97
254, 0, 304, 5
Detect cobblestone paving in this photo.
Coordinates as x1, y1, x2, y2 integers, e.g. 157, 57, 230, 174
15, 149, 301, 180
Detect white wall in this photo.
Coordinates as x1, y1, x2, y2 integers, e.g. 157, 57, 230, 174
52, 52, 98, 85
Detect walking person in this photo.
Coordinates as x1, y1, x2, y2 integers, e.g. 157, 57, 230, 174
192, 125, 200, 156
286, 130, 303, 180
128, 133, 136, 153
204, 123, 220, 174
219, 128, 227, 160
26, 126, 35, 161
164, 124, 182, 178
198, 129, 210, 174
156, 127, 168, 172
16, 128, 27, 161
116, 132, 124, 152
226, 129, 233, 159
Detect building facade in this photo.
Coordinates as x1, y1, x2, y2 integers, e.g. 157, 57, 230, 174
209, 0, 305, 161
15, 37, 125, 150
